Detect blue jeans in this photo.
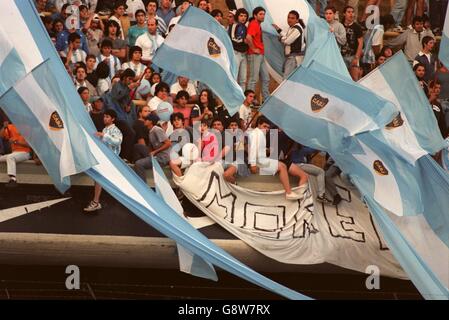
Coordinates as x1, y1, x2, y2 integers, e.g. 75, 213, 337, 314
390, 0, 408, 26
234, 51, 247, 91
307, 0, 328, 17
247, 54, 270, 101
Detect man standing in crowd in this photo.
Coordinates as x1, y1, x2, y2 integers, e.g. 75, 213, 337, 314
273, 10, 306, 79
246, 6, 270, 102
228, 8, 249, 91
135, 17, 164, 65
340, 5, 364, 81
385, 15, 434, 63
325, 6, 347, 48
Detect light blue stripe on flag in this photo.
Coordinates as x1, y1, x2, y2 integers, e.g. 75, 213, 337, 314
439, 5, 449, 68
261, 63, 397, 152
370, 52, 447, 154
0, 27, 27, 97
153, 7, 244, 115
365, 196, 449, 300
335, 132, 423, 217
0, 62, 97, 192
6, 0, 312, 300
152, 157, 218, 281
0, 89, 71, 191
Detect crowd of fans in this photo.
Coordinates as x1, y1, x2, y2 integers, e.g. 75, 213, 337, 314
0, 0, 448, 212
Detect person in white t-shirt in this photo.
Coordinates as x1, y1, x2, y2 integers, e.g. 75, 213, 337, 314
148, 82, 171, 112
238, 89, 255, 130
170, 76, 198, 102
135, 17, 165, 64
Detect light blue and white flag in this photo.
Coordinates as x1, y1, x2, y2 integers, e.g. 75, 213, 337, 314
0, 0, 311, 300
0, 13, 43, 96
152, 157, 218, 281
332, 133, 449, 299
153, 7, 244, 115
243, 0, 350, 82
261, 62, 397, 152
0, 0, 97, 192
439, 5, 449, 68
360, 52, 447, 163
443, 138, 449, 172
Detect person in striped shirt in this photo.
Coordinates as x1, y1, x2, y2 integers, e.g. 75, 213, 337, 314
84, 109, 123, 212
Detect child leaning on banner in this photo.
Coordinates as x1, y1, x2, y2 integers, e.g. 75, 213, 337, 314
84, 109, 123, 213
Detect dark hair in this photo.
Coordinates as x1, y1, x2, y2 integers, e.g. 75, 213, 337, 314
211, 117, 223, 126
380, 46, 393, 57
375, 53, 386, 61
75, 65, 87, 74
422, 36, 435, 47
113, 1, 127, 10
150, 72, 161, 85
129, 46, 143, 60
176, 90, 190, 101
86, 54, 97, 61
61, 3, 70, 14
412, 16, 424, 25
135, 9, 146, 18
257, 115, 270, 126
244, 89, 255, 96
380, 14, 395, 27
104, 20, 122, 38
429, 80, 441, 89
288, 10, 299, 20
211, 9, 223, 18
52, 18, 64, 32
68, 32, 81, 43
148, 0, 159, 10
79, 4, 88, 11
235, 8, 249, 19
343, 6, 354, 14
324, 6, 337, 13
170, 112, 185, 124
413, 62, 426, 72
121, 68, 136, 80
96, 61, 110, 79
100, 38, 113, 49
198, 89, 216, 111
77, 86, 89, 95
104, 109, 118, 120
252, 6, 265, 17
155, 82, 170, 96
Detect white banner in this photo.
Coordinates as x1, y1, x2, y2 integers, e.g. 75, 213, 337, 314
174, 162, 407, 279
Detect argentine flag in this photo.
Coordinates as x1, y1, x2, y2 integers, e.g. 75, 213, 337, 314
153, 7, 244, 115
359, 52, 447, 163
152, 158, 218, 281
334, 133, 449, 299
0, 17, 43, 96
0, 0, 311, 300
439, 5, 449, 68
0, 0, 97, 192
261, 62, 397, 152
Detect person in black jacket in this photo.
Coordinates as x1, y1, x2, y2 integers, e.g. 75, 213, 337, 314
228, 8, 249, 91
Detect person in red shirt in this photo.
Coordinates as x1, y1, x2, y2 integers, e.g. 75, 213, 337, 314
246, 6, 270, 102
0, 121, 31, 187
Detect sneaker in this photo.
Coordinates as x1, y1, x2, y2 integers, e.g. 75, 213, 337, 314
286, 191, 303, 201
317, 194, 332, 204
83, 201, 102, 212
5, 179, 17, 188
332, 194, 342, 206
